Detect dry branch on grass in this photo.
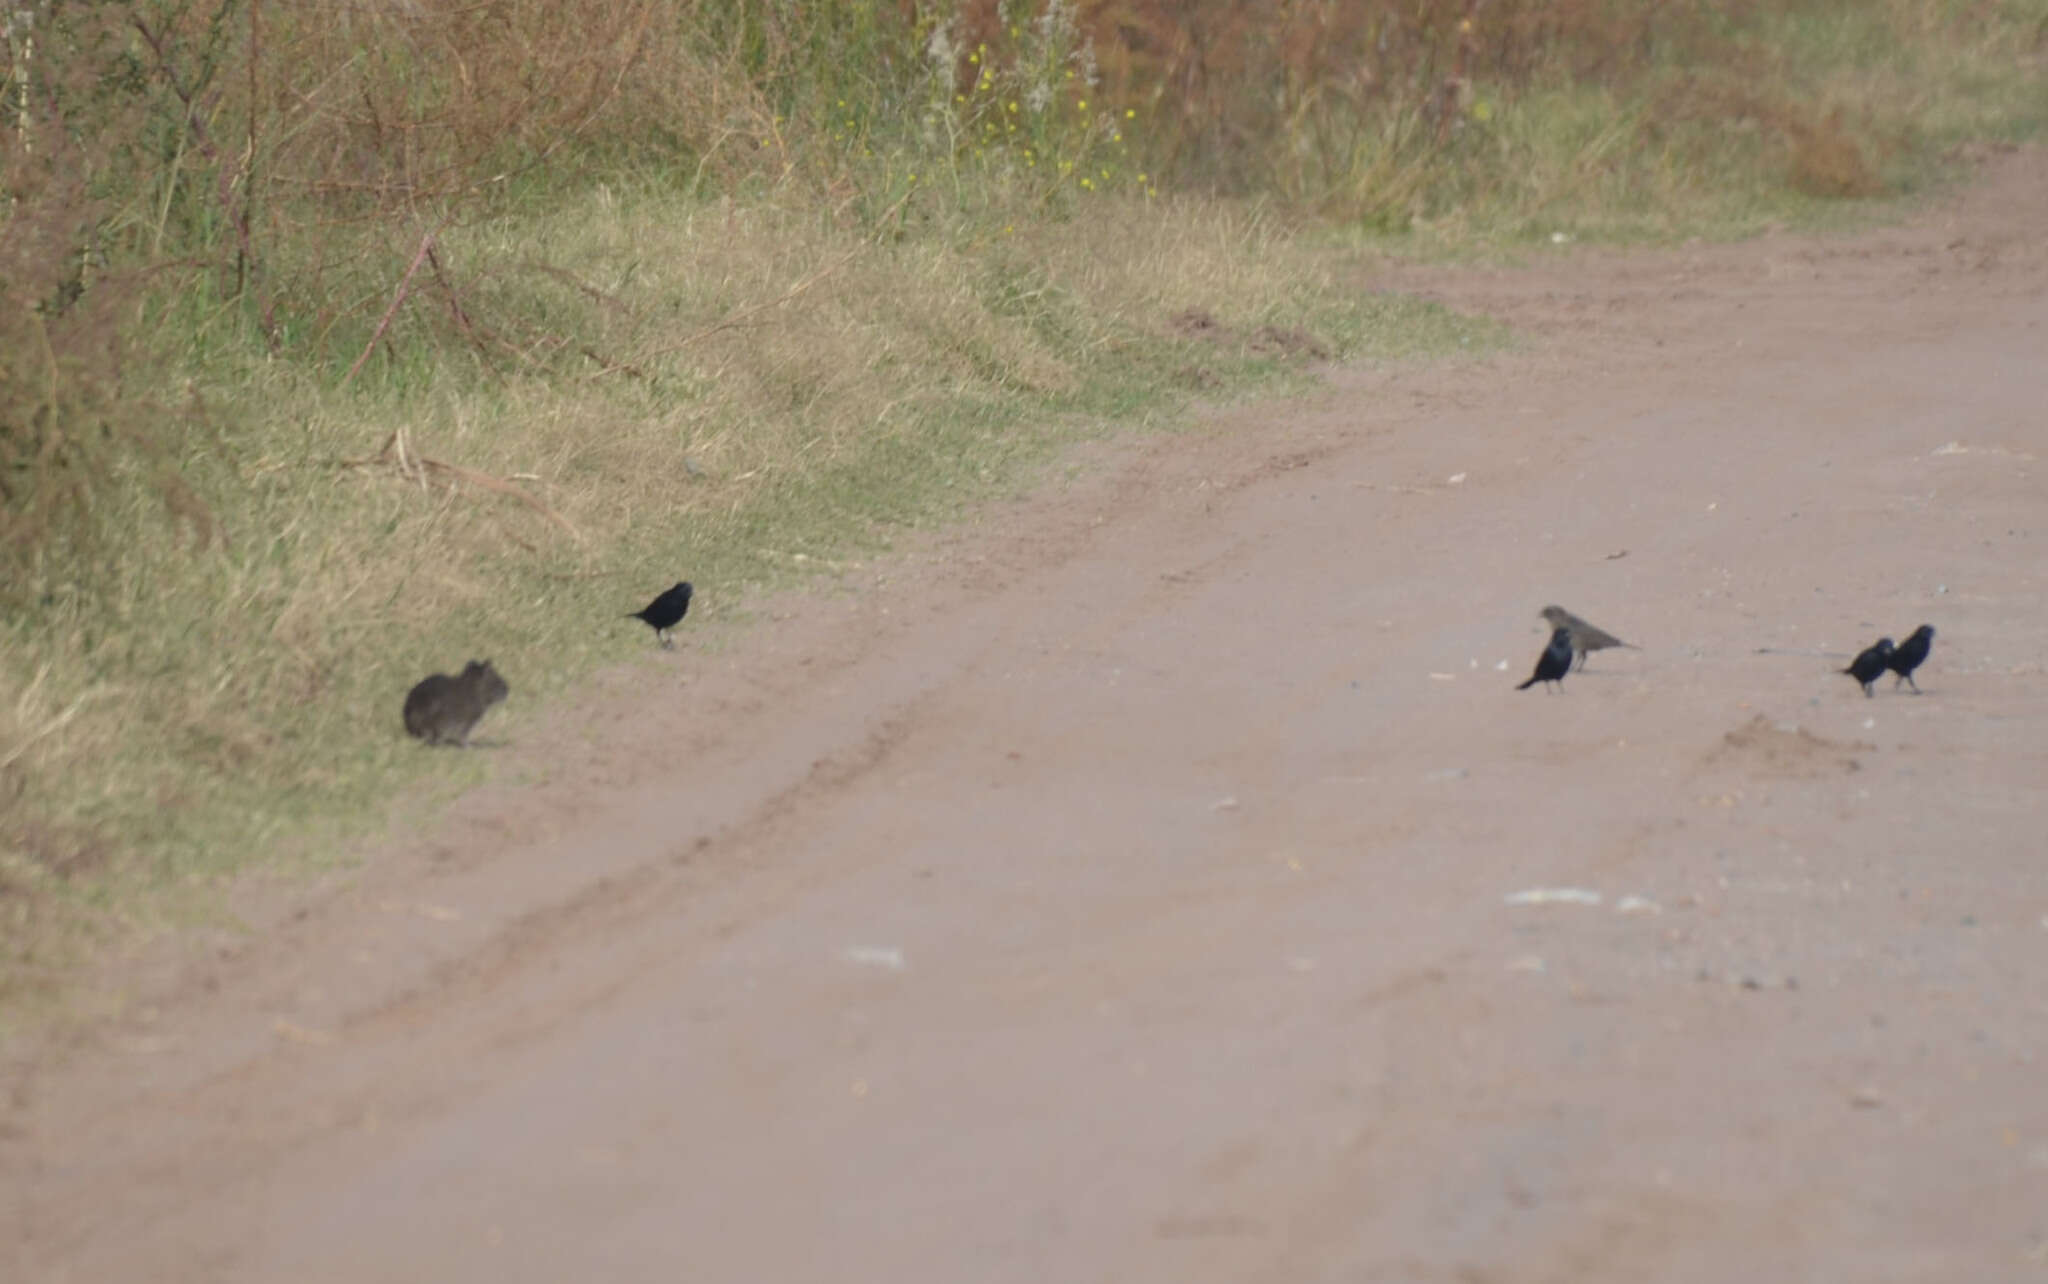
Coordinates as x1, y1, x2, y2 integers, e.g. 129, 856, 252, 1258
521, 261, 641, 320
341, 232, 651, 384
623, 241, 869, 369
0, 680, 114, 777
341, 427, 582, 543
342, 233, 440, 388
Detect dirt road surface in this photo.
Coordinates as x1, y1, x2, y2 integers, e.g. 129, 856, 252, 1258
8, 149, 2047, 1283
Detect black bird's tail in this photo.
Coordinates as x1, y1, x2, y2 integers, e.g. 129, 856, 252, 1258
1515, 674, 1541, 690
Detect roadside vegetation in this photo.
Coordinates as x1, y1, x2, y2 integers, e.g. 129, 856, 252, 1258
3, 0, 2044, 1018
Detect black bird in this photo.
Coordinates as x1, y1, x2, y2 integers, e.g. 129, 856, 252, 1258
628, 581, 693, 648
1888, 624, 1935, 693
1841, 637, 1895, 697
1517, 626, 1575, 692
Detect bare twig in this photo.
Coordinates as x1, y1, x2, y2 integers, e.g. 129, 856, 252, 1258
425, 240, 492, 363
539, 568, 626, 582
577, 344, 648, 380
0, 687, 114, 775
129, 12, 274, 348
522, 261, 640, 320
338, 433, 582, 543
341, 231, 437, 388
623, 243, 862, 368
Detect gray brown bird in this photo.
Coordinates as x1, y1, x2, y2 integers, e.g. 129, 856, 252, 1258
1888, 624, 1935, 692
1540, 605, 1636, 671
1517, 626, 1575, 692
1841, 638, 1895, 697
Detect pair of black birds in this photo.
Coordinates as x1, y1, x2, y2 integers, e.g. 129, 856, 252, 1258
1841, 624, 1936, 697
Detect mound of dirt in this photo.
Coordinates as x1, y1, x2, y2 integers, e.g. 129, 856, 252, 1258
1168, 307, 1329, 360
1701, 714, 1872, 778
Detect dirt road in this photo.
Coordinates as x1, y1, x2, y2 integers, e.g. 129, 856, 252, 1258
8, 149, 2047, 1283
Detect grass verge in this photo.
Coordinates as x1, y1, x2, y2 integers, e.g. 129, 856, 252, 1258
0, 193, 1494, 1026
